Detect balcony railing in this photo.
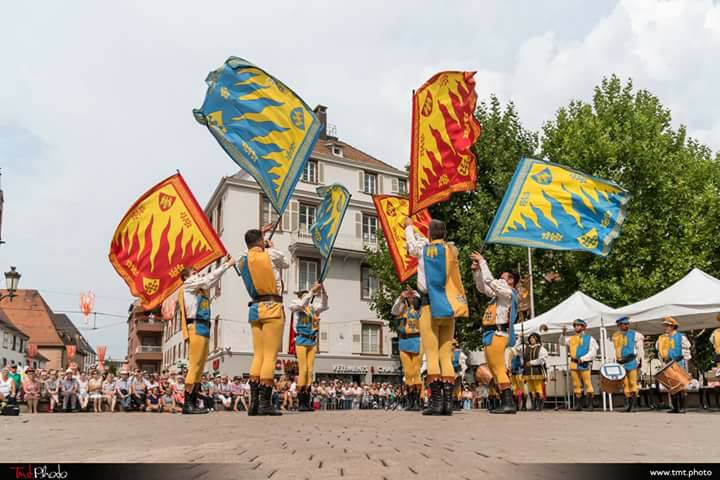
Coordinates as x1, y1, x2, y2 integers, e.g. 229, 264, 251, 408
289, 230, 369, 253
136, 346, 162, 353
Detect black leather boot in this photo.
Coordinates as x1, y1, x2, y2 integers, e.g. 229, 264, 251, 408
422, 381, 444, 416
182, 386, 208, 415
442, 382, 453, 416
678, 393, 687, 414
521, 394, 528, 411
625, 396, 635, 412
537, 394, 545, 412
573, 395, 583, 411
586, 394, 594, 411
248, 381, 259, 416
257, 384, 282, 416
407, 389, 418, 411
491, 388, 517, 414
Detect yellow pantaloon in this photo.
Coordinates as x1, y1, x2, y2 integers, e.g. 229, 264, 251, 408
185, 324, 210, 385
570, 369, 593, 395
249, 315, 285, 382
486, 334, 510, 390
399, 350, 422, 386
623, 369, 639, 397
419, 305, 455, 381
296, 345, 317, 387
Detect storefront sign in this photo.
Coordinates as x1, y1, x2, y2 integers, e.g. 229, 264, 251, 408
331, 364, 401, 374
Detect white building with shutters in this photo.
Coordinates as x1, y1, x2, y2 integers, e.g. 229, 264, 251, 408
162, 106, 408, 384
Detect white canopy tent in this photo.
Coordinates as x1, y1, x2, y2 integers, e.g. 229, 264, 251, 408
514, 291, 615, 338
584, 268, 720, 337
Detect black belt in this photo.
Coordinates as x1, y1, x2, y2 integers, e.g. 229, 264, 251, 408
249, 295, 283, 306
186, 318, 210, 325
298, 333, 316, 341
400, 332, 420, 339
420, 293, 430, 306
482, 324, 509, 333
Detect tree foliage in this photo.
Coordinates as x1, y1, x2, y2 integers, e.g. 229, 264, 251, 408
367, 75, 720, 359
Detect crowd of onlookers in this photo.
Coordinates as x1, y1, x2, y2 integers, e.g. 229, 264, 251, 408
1, 364, 492, 414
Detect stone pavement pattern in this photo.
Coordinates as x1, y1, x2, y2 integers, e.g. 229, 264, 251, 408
1, 410, 717, 479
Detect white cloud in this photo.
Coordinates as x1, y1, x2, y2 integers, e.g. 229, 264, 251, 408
0, 0, 718, 358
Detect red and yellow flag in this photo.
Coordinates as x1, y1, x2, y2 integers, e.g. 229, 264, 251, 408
109, 173, 227, 310
373, 195, 431, 283
409, 71, 481, 214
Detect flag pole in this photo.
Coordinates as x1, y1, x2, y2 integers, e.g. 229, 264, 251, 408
527, 247, 535, 318
267, 208, 284, 241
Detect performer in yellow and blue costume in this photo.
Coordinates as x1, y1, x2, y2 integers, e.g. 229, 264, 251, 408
178, 256, 234, 414
509, 348, 525, 410
392, 289, 424, 411
405, 218, 468, 416
290, 283, 328, 412
612, 317, 644, 412
471, 251, 519, 414
710, 314, 720, 371
510, 333, 548, 411
560, 319, 599, 411
237, 228, 289, 416
656, 317, 692, 414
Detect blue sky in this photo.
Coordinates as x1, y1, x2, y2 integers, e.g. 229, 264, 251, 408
1, 0, 719, 358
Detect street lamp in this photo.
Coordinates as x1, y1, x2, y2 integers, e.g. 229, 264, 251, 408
1, 266, 21, 301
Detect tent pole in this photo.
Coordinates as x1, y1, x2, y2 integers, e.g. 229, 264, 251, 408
527, 248, 535, 318
599, 315, 607, 412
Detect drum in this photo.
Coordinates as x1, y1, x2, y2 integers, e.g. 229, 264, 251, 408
655, 361, 691, 394
599, 363, 626, 394
475, 364, 493, 385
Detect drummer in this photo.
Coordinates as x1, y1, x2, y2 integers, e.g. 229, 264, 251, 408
656, 317, 691, 414
612, 317, 644, 412
711, 314, 720, 374
560, 319, 599, 411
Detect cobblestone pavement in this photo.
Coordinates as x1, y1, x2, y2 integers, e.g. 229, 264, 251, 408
1, 409, 717, 479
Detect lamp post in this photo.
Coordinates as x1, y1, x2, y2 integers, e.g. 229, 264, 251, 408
0, 266, 21, 301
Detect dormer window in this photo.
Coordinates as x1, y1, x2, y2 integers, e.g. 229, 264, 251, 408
331, 145, 343, 157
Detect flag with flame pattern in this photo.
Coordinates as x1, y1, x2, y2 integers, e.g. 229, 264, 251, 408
372, 195, 432, 283
109, 173, 227, 310
194, 57, 321, 216
485, 158, 630, 256
310, 184, 351, 281
409, 71, 481, 214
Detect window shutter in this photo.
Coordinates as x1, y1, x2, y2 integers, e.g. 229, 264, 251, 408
355, 212, 362, 238
318, 162, 324, 184
352, 322, 362, 354
290, 200, 299, 232
382, 324, 390, 356
319, 323, 329, 353
377, 175, 384, 194
358, 171, 364, 192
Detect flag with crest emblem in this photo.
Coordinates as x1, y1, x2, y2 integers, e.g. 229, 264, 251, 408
372, 195, 431, 282
310, 184, 351, 281
194, 57, 321, 216
109, 173, 227, 310
485, 158, 630, 256
409, 71, 481, 214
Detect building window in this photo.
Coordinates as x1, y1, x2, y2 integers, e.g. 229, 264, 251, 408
298, 258, 319, 292
299, 204, 317, 236
11, 335, 16, 351
2, 333, 7, 349
332, 145, 343, 157
362, 214, 377, 246
361, 323, 381, 354
362, 172, 377, 194
361, 265, 378, 300
260, 197, 281, 228
302, 160, 318, 183
18, 339, 24, 354
396, 178, 407, 194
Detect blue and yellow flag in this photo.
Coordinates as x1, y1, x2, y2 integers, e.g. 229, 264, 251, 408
310, 184, 351, 280
485, 158, 630, 256
194, 57, 321, 215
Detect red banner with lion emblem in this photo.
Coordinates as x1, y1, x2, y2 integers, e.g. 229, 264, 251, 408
109, 173, 227, 310
373, 195, 431, 283
409, 71, 481, 214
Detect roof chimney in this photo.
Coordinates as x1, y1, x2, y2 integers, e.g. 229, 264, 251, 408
313, 105, 328, 140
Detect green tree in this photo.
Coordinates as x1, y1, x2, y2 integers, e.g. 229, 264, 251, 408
540, 75, 720, 307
